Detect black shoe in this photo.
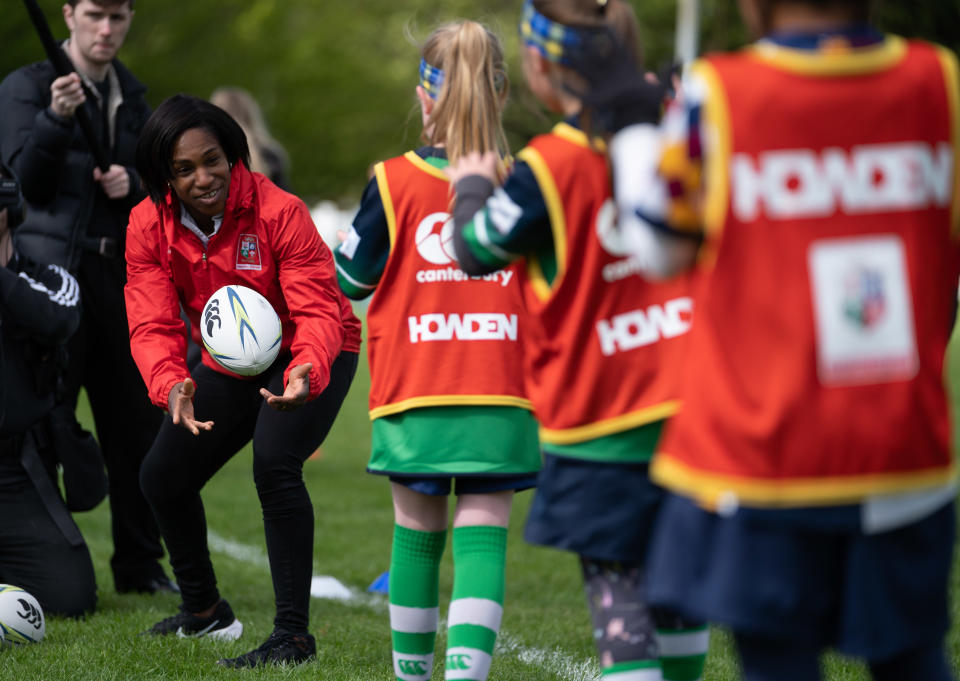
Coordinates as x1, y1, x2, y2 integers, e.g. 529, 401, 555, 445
145, 599, 243, 640
217, 629, 316, 668
117, 575, 180, 595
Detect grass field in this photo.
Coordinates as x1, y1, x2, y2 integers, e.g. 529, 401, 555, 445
0, 330, 958, 680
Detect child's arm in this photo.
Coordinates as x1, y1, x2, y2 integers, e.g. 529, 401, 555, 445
334, 174, 391, 299
449, 154, 554, 276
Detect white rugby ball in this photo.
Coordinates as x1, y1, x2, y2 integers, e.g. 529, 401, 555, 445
0, 585, 44, 644
200, 285, 282, 376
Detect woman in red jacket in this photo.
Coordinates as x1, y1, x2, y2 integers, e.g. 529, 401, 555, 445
124, 94, 361, 668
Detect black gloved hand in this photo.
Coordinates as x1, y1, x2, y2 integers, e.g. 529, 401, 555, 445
564, 25, 669, 134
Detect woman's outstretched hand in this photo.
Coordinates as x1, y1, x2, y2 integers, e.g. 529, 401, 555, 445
168, 378, 214, 435
261, 363, 311, 411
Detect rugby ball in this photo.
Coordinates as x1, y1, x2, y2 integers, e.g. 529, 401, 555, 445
200, 285, 282, 376
0, 585, 44, 644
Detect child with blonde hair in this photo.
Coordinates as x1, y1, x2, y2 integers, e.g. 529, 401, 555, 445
335, 20, 539, 681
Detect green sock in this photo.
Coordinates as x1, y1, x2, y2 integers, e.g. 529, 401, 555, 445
389, 524, 447, 681
445, 525, 508, 681
658, 625, 709, 681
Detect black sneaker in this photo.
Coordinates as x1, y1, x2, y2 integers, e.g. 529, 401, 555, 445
117, 575, 181, 595
217, 629, 316, 668
145, 599, 243, 640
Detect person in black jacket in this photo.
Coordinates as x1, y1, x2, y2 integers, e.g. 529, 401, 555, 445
0, 166, 96, 617
0, 0, 174, 595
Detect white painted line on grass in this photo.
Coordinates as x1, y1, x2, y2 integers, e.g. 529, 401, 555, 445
208, 531, 270, 569
207, 530, 600, 680
310, 575, 354, 600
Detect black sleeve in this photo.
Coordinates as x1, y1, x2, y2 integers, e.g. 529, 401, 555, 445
452, 175, 498, 275
334, 175, 391, 299
0, 66, 75, 206
0, 258, 81, 346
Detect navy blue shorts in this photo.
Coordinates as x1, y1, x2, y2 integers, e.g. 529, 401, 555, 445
388, 474, 537, 496
646, 493, 955, 661
523, 454, 664, 562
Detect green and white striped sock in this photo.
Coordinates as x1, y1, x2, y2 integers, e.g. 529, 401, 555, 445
601, 659, 663, 681
389, 524, 447, 681
445, 525, 508, 681
658, 625, 709, 681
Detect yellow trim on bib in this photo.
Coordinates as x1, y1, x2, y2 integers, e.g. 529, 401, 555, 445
516, 145, 568, 302
652, 454, 957, 509
370, 394, 533, 420
747, 35, 907, 76
691, 60, 732, 243
552, 121, 607, 152
373, 161, 397, 251
403, 151, 451, 181
935, 47, 960, 238
539, 401, 680, 445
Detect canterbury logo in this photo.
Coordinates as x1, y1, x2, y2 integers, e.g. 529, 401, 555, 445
204, 298, 222, 337
731, 141, 952, 221
16, 599, 42, 630
595, 198, 630, 257
415, 212, 456, 265
446, 653, 472, 670
397, 659, 428, 675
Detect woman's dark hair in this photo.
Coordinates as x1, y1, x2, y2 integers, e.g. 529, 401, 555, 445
136, 94, 251, 205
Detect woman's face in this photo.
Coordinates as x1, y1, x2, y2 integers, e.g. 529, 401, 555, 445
169, 127, 230, 224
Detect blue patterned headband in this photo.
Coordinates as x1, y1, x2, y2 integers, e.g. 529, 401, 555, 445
419, 56, 507, 99
519, 0, 583, 66
419, 58, 445, 100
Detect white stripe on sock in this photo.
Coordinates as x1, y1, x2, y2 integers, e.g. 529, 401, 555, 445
390, 604, 440, 633
602, 667, 663, 681
445, 646, 492, 681
656, 628, 710, 658
447, 597, 503, 632
394, 651, 434, 681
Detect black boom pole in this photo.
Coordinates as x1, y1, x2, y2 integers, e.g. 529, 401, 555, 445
21, 0, 111, 173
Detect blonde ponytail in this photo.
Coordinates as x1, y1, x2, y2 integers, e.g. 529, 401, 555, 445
421, 21, 509, 167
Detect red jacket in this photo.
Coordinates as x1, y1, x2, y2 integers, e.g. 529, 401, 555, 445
125, 162, 361, 409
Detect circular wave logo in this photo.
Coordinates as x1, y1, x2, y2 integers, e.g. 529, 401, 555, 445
415, 212, 456, 265
595, 198, 631, 257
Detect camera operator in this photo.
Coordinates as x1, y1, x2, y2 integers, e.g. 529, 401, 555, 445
0, 166, 95, 617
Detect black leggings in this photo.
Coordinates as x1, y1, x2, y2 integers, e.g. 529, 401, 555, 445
140, 351, 358, 632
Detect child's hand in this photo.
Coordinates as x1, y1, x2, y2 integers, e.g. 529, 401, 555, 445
447, 151, 499, 186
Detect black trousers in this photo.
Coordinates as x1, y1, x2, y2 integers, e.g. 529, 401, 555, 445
65, 253, 165, 588
140, 350, 358, 633
0, 482, 97, 618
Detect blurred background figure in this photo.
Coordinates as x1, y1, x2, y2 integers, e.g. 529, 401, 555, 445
210, 86, 291, 191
